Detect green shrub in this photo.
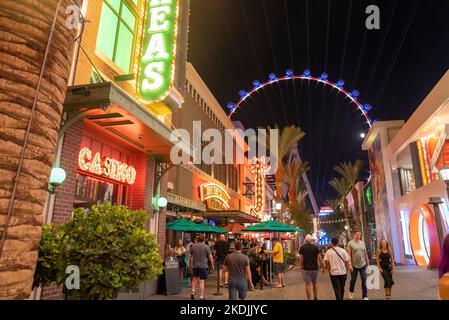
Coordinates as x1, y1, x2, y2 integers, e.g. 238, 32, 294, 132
33, 202, 163, 299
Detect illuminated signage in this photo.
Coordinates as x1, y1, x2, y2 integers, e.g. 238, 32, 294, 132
138, 0, 179, 103
200, 183, 230, 210
78, 147, 136, 185
248, 157, 271, 216
319, 206, 334, 216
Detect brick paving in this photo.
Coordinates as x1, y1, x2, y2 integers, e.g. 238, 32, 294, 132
147, 265, 439, 300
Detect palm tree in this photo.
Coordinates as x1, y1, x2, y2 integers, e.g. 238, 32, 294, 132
324, 198, 341, 211
269, 125, 305, 199
0, 0, 76, 299
284, 160, 310, 204
334, 160, 363, 228
329, 177, 352, 237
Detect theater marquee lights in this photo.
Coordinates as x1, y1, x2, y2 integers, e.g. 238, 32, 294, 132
200, 183, 231, 210
137, 0, 179, 107
248, 157, 271, 216
78, 147, 137, 185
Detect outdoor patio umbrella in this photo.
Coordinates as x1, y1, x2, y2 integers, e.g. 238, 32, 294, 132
166, 218, 205, 232
222, 222, 245, 234
262, 233, 293, 241
242, 220, 303, 232
198, 222, 228, 234
242, 220, 303, 284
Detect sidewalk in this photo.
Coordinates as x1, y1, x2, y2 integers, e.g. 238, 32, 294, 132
146, 265, 439, 300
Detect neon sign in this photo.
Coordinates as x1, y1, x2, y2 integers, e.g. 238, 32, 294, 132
319, 206, 334, 216
200, 183, 230, 210
248, 157, 271, 216
138, 0, 179, 103
78, 147, 136, 185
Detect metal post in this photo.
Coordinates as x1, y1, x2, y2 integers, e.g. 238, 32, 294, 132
213, 261, 223, 296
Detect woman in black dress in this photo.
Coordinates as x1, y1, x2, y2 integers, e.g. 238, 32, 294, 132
376, 239, 395, 299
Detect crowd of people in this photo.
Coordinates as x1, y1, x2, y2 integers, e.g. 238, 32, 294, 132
166, 234, 287, 300
165, 231, 449, 300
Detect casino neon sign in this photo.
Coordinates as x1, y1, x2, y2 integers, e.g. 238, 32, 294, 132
78, 147, 136, 185
137, 0, 179, 104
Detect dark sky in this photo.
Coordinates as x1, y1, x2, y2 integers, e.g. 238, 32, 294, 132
187, 0, 449, 205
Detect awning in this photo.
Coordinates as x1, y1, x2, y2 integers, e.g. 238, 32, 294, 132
63, 82, 192, 161
166, 192, 206, 212
200, 211, 261, 224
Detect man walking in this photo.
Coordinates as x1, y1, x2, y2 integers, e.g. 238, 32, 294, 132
324, 237, 353, 300
298, 234, 325, 300
223, 241, 254, 300
347, 230, 370, 300
189, 235, 214, 300
214, 235, 230, 287
266, 237, 285, 287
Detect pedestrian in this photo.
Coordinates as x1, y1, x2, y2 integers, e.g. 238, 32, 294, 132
223, 241, 255, 300
214, 234, 230, 288
188, 235, 214, 300
259, 243, 270, 285
324, 237, 353, 300
347, 230, 370, 300
298, 234, 325, 300
174, 239, 187, 283
439, 234, 449, 300
266, 237, 285, 288
247, 242, 261, 287
376, 239, 395, 299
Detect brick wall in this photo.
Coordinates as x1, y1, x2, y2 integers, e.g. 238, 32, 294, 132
41, 120, 84, 300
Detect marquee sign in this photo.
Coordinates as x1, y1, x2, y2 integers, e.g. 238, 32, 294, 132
78, 147, 136, 185
200, 183, 230, 210
138, 0, 179, 105
248, 157, 271, 216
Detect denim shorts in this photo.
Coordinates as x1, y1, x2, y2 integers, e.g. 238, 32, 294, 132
228, 277, 248, 300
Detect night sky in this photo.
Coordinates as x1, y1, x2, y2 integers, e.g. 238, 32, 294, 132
187, 0, 449, 205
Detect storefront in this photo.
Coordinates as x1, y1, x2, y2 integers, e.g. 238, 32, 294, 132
362, 70, 449, 268
39, 0, 191, 299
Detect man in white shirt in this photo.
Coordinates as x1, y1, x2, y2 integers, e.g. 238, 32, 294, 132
324, 237, 353, 300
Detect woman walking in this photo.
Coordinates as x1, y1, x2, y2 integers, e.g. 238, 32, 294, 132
376, 239, 395, 299
175, 239, 187, 282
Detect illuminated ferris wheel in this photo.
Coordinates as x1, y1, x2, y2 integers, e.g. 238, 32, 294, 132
226, 69, 374, 128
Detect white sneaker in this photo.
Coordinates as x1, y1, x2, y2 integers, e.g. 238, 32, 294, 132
363, 297, 369, 300
348, 292, 354, 299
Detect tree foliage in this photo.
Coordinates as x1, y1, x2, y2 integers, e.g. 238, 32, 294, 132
33, 203, 163, 299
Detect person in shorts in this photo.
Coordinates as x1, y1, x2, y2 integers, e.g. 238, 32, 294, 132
223, 241, 254, 300
189, 235, 214, 300
266, 237, 285, 287
214, 235, 230, 287
299, 234, 325, 300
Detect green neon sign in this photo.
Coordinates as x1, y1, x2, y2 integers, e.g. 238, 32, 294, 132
138, 0, 177, 102
365, 186, 373, 205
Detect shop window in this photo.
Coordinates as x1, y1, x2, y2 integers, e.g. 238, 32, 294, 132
399, 168, 416, 194
400, 210, 413, 258
439, 198, 449, 232
74, 174, 118, 209
96, 0, 137, 73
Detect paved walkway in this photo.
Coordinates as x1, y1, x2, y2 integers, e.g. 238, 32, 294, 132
147, 265, 439, 300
